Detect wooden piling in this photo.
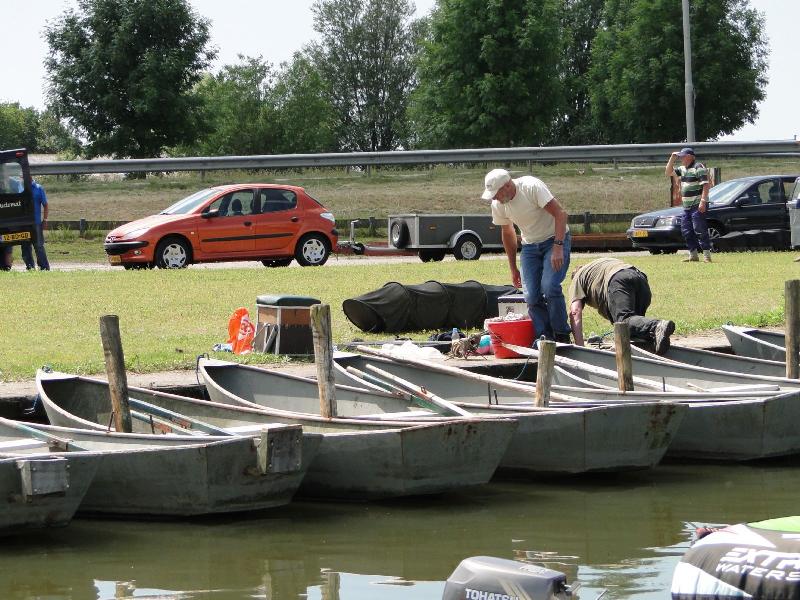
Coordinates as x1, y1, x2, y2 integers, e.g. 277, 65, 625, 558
534, 339, 556, 407
310, 304, 337, 418
99, 315, 132, 433
786, 280, 800, 379
614, 321, 634, 391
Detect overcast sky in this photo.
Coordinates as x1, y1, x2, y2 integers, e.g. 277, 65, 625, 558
1, 0, 796, 143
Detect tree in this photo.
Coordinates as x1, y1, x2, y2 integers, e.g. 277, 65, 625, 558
309, 0, 420, 152
270, 53, 338, 154
188, 56, 277, 157
411, 0, 563, 149
589, 0, 767, 143
0, 103, 39, 151
44, 0, 216, 159
550, 0, 606, 145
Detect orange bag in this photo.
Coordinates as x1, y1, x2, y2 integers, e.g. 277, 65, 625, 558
227, 307, 255, 355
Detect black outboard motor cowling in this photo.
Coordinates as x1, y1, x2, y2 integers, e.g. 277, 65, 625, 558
443, 556, 574, 600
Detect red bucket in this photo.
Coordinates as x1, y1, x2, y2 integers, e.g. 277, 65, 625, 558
487, 318, 535, 359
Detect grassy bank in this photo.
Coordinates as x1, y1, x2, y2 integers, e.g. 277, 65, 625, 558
0, 251, 794, 381
36, 157, 800, 222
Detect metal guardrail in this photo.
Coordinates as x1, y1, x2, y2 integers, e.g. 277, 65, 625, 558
30, 140, 799, 176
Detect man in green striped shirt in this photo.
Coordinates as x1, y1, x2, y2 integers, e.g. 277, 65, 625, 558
665, 147, 712, 262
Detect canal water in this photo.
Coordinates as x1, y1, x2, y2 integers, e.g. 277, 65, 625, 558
1, 458, 798, 599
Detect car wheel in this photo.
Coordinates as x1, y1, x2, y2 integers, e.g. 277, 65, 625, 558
706, 223, 724, 240
453, 234, 482, 260
390, 221, 409, 248
262, 258, 293, 268
155, 237, 191, 269
419, 249, 446, 262
295, 234, 330, 266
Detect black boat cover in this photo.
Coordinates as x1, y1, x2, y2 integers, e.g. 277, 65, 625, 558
671, 516, 800, 599
342, 280, 518, 333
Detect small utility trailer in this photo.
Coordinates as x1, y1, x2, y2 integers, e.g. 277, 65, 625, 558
342, 213, 503, 262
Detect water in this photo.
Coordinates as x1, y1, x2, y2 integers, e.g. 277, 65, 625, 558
1, 458, 798, 599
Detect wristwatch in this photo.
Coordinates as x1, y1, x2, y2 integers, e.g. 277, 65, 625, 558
553, 239, 564, 246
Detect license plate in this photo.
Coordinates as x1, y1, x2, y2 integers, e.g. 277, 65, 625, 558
109, 255, 121, 264
0, 231, 31, 242
632, 230, 649, 238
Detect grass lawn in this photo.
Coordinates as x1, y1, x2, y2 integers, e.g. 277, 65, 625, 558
0, 251, 795, 381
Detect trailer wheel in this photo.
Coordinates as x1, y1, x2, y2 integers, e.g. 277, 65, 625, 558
390, 221, 409, 248
453, 234, 482, 260
419, 249, 446, 262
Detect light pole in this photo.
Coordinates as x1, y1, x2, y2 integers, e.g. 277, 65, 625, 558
682, 0, 696, 142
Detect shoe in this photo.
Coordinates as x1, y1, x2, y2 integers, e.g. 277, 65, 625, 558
654, 320, 675, 355
682, 251, 699, 262
554, 332, 572, 344
703, 250, 712, 263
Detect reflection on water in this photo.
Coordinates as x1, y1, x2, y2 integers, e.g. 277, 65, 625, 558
1, 459, 798, 599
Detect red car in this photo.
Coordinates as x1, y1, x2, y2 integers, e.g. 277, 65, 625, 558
104, 184, 338, 268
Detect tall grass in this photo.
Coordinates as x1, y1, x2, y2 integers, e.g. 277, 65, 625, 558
0, 251, 794, 381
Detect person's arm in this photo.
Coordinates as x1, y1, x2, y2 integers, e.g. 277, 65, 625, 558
543, 198, 567, 271
665, 152, 679, 177
698, 181, 710, 213
500, 223, 521, 289
42, 202, 49, 229
569, 299, 585, 346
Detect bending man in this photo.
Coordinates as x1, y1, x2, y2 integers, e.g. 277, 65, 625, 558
568, 257, 675, 354
482, 168, 572, 342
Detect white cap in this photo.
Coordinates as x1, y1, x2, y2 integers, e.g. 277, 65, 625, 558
481, 169, 511, 200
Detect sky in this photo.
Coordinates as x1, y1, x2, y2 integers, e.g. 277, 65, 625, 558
1, 0, 796, 143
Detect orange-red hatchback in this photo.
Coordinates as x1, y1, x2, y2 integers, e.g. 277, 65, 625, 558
104, 184, 338, 269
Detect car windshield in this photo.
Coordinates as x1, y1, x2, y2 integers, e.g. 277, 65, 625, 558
707, 180, 751, 206
160, 188, 220, 214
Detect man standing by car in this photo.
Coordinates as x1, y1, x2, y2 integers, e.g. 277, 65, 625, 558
20, 179, 50, 271
482, 168, 572, 343
666, 147, 712, 262
568, 257, 675, 354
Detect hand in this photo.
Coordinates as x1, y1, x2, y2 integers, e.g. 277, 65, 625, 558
670, 152, 680, 159
511, 266, 522, 289
698, 200, 707, 213
550, 245, 564, 271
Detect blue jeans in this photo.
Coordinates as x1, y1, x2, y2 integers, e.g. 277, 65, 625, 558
21, 224, 50, 270
681, 206, 711, 252
520, 232, 572, 340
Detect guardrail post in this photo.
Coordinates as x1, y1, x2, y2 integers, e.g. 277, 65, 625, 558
368, 217, 377, 237
79, 219, 86, 238
583, 211, 592, 234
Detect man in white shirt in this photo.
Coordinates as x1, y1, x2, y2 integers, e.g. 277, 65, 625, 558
482, 168, 572, 342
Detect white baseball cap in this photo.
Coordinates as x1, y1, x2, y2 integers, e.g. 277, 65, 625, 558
481, 169, 512, 200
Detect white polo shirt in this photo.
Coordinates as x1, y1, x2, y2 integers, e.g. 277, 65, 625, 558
491, 176, 567, 244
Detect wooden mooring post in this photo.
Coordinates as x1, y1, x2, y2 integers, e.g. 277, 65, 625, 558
99, 315, 132, 433
534, 339, 556, 407
310, 304, 337, 418
614, 322, 634, 391
786, 280, 800, 379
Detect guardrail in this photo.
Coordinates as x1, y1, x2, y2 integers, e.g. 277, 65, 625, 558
50, 211, 637, 237
30, 140, 799, 177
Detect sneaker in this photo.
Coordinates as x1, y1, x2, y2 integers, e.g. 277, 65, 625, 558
654, 320, 675, 355
703, 250, 712, 263
682, 251, 699, 262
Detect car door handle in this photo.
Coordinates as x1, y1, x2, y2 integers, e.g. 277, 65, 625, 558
243, 221, 252, 226
291, 217, 299, 222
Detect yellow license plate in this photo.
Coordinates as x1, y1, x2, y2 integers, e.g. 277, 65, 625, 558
632, 230, 649, 238
109, 255, 121, 264
1, 231, 31, 242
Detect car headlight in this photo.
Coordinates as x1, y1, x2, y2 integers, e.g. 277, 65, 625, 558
320, 212, 336, 224
124, 227, 151, 239
655, 216, 677, 227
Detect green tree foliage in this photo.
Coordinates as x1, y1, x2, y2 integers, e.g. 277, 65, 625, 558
44, 0, 216, 158
589, 0, 767, 143
270, 54, 338, 154
411, 0, 563, 149
551, 0, 606, 144
309, 0, 419, 151
189, 56, 277, 156
0, 103, 39, 151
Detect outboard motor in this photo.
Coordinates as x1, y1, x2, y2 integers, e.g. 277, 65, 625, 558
443, 556, 576, 600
